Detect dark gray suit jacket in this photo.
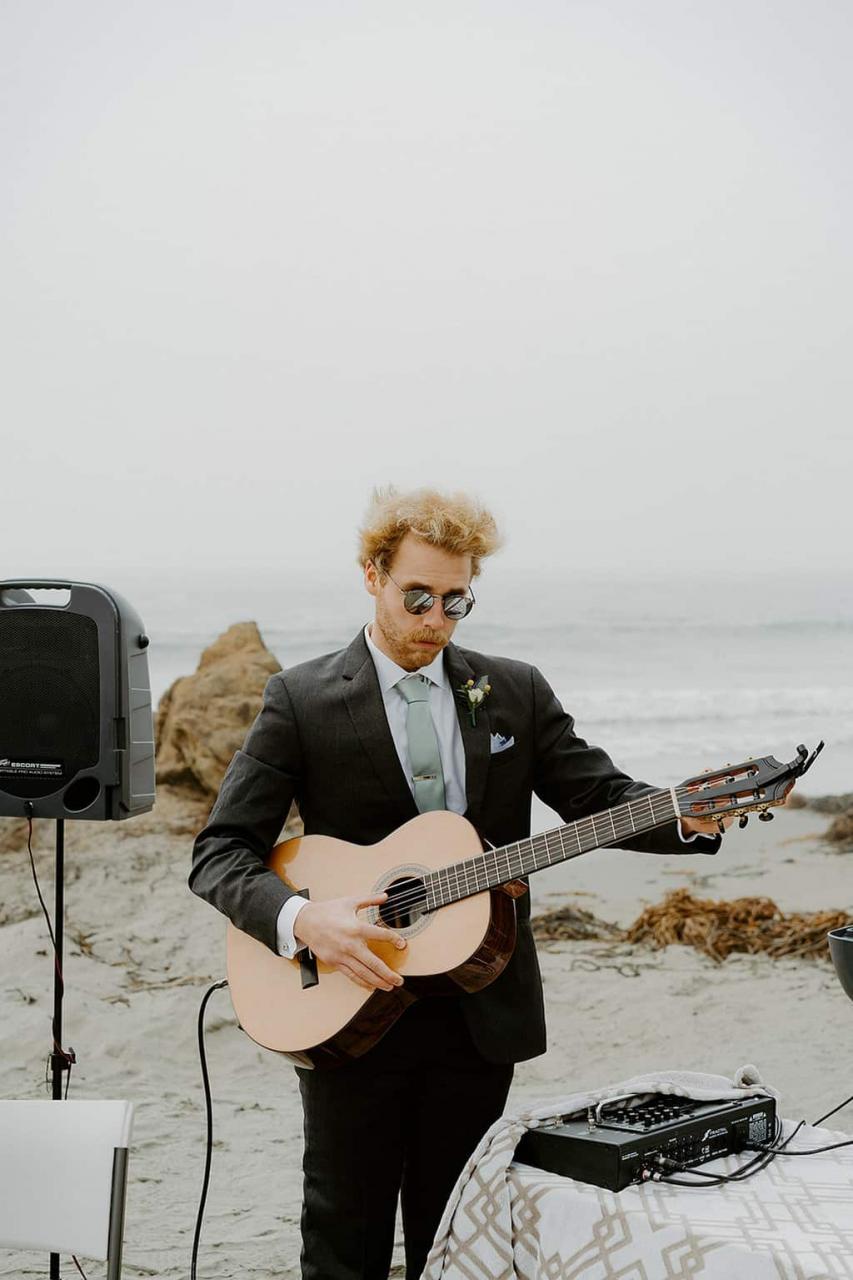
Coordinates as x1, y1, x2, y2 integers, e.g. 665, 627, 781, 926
189, 627, 719, 1063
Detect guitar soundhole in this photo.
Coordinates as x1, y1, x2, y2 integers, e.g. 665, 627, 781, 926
378, 876, 427, 929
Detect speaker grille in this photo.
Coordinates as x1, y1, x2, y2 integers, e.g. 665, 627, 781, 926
0, 610, 101, 798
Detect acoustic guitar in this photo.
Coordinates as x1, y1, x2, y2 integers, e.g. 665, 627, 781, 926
226, 742, 822, 1067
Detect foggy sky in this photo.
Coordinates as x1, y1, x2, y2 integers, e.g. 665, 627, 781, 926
2, 1, 851, 581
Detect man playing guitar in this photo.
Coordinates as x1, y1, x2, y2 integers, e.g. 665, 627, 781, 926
190, 486, 726, 1279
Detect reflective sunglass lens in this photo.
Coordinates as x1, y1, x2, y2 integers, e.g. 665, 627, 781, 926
444, 597, 470, 619
403, 591, 433, 614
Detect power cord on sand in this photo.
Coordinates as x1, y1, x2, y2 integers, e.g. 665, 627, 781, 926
191, 978, 230, 1280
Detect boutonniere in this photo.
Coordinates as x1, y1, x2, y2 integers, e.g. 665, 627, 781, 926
455, 675, 491, 727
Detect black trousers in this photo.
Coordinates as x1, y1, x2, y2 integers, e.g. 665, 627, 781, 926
295, 996, 514, 1280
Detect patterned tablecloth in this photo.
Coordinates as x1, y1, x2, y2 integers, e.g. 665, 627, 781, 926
507, 1123, 853, 1279
422, 1070, 853, 1280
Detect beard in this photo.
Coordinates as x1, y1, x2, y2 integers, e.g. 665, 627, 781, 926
374, 596, 450, 670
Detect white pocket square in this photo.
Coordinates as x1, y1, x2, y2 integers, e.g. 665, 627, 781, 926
490, 733, 515, 755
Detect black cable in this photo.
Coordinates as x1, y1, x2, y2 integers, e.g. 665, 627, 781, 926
655, 1155, 773, 1187
749, 1136, 853, 1157
191, 978, 230, 1280
23, 808, 75, 1090
24, 809, 58, 954
744, 1114, 853, 1159
744, 1115, 805, 1159
657, 1147, 778, 1187
653, 1115, 786, 1188
24, 809, 88, 1276
655, 1109, 853, 1188
813, 1094, 853, 1128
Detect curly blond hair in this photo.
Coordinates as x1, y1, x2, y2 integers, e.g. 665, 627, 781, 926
357, 485, 503, 579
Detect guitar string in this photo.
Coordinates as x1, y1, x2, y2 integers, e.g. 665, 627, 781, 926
416, 795, 684, 914
375, 778, 772, 919
366, 781, 755, 919
356, 770, 771, 922
374, 785, 741, 918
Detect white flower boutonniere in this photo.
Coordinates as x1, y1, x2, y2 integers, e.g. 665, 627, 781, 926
455, 674, 491, 727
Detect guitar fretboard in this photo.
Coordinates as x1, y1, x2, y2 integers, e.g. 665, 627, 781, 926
424, 788, 679, 910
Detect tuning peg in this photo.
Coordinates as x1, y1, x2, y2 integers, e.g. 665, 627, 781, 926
738, 815, 749, 829
759, 810, 774, 822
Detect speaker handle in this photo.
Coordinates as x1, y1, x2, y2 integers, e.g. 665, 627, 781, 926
1, 580, 73, 589
1, 581, 73, 607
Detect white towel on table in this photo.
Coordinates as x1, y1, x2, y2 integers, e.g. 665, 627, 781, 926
421, 1065, 779, 1280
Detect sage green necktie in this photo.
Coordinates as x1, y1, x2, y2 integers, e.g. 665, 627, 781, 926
395, 673, 447, 812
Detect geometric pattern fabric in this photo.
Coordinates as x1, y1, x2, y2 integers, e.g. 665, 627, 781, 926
422, 1069, 853, 1280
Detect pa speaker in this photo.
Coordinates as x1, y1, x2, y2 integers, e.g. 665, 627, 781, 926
0, 580, 155, 821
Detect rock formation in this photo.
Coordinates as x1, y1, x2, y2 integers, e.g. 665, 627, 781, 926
155, 621, 282, 801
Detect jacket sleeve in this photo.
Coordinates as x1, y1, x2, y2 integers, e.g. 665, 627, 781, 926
529, 665, 720, 858
189, 671, 304, 952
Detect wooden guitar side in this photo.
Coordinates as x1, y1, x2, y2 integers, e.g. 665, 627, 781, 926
225, 810, 517, 1068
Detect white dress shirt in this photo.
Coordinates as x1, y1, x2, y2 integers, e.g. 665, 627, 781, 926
274, 623, 467, 957
274, 625, 709, 957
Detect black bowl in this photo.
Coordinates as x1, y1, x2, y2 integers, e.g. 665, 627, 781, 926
828, 926, 853, 1002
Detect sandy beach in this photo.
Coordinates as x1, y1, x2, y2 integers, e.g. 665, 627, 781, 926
4, 0, 852, 1270
1, 783, 851, 1278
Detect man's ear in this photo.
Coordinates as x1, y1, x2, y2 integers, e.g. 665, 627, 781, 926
364, 559, 379, 598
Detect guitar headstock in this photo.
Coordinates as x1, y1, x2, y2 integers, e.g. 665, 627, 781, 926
677, 741, 824, 826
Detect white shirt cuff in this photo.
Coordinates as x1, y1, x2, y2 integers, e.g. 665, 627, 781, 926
276, 895, 309, 957
677, 819, 716, 843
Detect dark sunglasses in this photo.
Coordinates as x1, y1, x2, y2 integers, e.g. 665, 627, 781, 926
377, 565, 476, 620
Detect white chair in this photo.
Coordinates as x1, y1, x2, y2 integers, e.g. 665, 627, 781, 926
0, 1099, 134, 1280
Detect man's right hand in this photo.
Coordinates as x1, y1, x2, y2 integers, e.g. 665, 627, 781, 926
293, 892, 407, 992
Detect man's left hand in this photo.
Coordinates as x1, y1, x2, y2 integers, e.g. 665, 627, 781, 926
680, 814, 734, 838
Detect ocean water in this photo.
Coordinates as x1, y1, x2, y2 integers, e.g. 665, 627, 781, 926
114, 563, 853, 799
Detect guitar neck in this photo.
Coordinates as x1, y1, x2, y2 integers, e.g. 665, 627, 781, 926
424, 788, 680, 910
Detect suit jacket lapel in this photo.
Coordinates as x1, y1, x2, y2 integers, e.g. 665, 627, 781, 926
444, 640, 491, 822
342, 629, 418, 824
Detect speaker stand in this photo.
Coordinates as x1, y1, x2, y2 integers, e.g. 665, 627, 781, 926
47, 818, 76, 1280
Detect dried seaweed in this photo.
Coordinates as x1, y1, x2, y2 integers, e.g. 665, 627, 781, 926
825, 810, 853, 845
623, 888, 849, 963
531, 888, 849, 963
531, 903, 624, 942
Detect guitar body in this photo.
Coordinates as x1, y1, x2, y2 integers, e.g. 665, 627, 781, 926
225, 810, 518, 1068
